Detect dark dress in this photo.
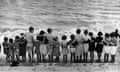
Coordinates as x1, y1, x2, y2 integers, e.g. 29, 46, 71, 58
95, 36, 104, 53
53, 41, 60, 57
88, 37, 96, 52
3, 42, 9, 55
19, 38, 27, 56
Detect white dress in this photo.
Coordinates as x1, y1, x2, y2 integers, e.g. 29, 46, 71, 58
75, 34, 84, 56
103, 37, 111, 54
82, 34, 89, 53
61, 40, 69, 55
110, 37, 118, 55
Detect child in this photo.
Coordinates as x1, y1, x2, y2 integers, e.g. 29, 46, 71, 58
52, 37, 60, 62
82, 30, 89, 62
14, 36, 20, 63
37, 30, 48, 62
35, 35, 41, 63
61, 35, 69, 63
68, 34, 77, 63
25, 26, 35, 63
103, 33, 111, 62
3, 37, 9, 62
95, 31, 104, 62
88, 32, 96, 63
46, 28, 54, 62
75, 29, 83, 62
8, 38, 14, 62
110, 33, 118, 63
19, 33, 27, 62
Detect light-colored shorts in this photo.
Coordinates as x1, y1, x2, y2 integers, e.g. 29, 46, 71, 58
110, 46, 118, 55
104, 46, 111, 54
70, 48, 76, 53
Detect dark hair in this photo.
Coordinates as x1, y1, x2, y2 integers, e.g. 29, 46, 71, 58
15, 36, 20, 40
39, 30, 45, 35
76, 29, 81, 34
84, 29, 88, 35
110, 32, 115, 37
89, 32, 93, 37
20, 33, 24, 36
29, 26, 34, 32
9, 38, 13, 43
53, 37, 58, 41
105, 33, 109, 38
47, 28, 52, 33
4, 37, 8, 41
97, 31, 103, 36
70, 34, 75, 40
62, 35, 67, 40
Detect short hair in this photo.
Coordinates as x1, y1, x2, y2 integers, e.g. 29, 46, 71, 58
62, 35, 67, 40
84, 29, 88, 34
39, 30, 45, 35
70, 34, 75, 40
20, 33, 24, 36
76, 29, 81, 34
47, 28, 52, 33
4, 37, 8, 41
9, 38, 13, 43
29, 26, 34, 32
89, 32, 93, 37
15, 36, 20, 40
97, 31, 103, 36
105, 33, 109, 38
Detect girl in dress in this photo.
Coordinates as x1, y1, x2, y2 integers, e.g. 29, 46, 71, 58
103, 33, 111, 62
110, 33, 118, 63
3, 37, 9, 62
61, 35, 69, 63
88, 32, 96, 63
46, 28, 54, 62
95, 32, 104, 62
82, 30, 89, 62
8, 38, 14, 62
75, 29, 83, 62
67, 34, 78, 63
52, 37, 60, 62
37, 30, 48, 62
35, 35, 41, 63
14, 36, 20, 63
19, 33, 27, 62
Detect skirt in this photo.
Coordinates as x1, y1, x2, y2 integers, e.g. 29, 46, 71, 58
62, 48, 69, 55
110, 46, 117, 55
83, 44, 89, 53
95, 44, 103, 53
47, 44, 53, 55
103, 46, 111, 54
70, 48, 76, 53
40, 44, 47, 56
53, 47, 60, 57
75, 44, 83, 56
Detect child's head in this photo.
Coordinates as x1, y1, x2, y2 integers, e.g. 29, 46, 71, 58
53, 37, 58, 41
70, 34, 75, 40
97, 31, 103, 37
84, 29, 88, 35
62, 35, 67, 40
39, 30, 45, 35
110, 32, 115, 38
47, 28, 52, 34
20, 33, 24, 38
76, 29, 81, 34
4, 37, 8, 42
105, 33, 109, 38
29, 26, 34, 33
89, 32, 93, 37
15, 36, 20, 41
9, 38, 13, 43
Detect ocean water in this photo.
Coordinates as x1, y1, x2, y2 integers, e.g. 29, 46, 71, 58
0, 0, 120, 32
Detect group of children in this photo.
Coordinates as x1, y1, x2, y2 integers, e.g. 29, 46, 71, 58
2, 27, 120, 64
